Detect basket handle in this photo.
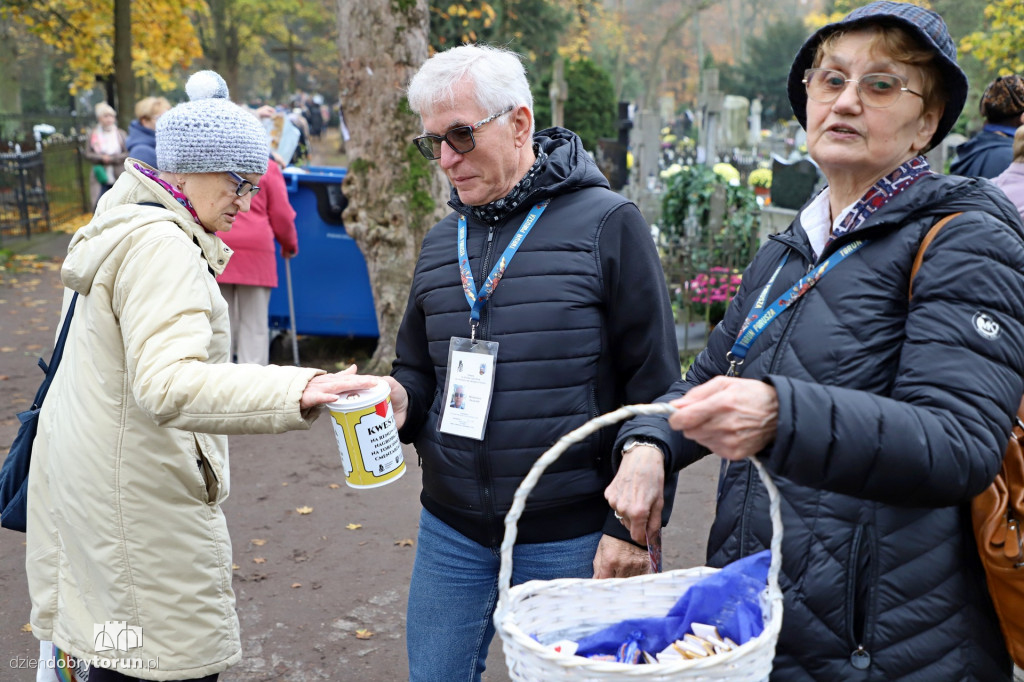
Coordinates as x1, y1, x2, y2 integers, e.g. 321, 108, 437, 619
495, 402, 784, 625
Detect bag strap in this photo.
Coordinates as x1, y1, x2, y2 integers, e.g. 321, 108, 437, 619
907, 213, 1024, 434
908, 212, 963, 300
31, 292, 79, 410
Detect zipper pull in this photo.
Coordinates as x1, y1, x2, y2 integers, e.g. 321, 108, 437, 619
1004, 518, 1022, 562
850, 645, 871, 669
487, 226, 494, 244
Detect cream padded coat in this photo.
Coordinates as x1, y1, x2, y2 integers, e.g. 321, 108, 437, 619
26, 162, 322, 680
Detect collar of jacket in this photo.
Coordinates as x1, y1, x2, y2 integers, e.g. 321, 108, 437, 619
99, 161, 232, 277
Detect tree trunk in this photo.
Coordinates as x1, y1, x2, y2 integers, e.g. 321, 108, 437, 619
337, 0, 447, 375
114, 0, 133, 130
0, 17, 23, 118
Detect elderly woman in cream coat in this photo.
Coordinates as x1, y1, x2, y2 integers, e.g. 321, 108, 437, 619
26, 71, 375, 682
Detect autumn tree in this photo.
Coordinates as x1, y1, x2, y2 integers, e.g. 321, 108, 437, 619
0, 0, 204, 125
959, 0, 1024, 73
429, 0, 570, 78
337, 0, 448, 373
191, 0, 339, 104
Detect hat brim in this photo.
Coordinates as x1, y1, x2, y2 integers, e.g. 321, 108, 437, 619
787, 14, 967, 152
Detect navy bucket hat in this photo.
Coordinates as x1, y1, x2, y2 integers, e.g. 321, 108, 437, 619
786, 0, 967, 152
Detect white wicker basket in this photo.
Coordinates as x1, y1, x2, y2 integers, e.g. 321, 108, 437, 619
494, 403, 784, 681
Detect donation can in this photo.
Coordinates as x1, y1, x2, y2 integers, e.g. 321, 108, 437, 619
327, 381, 405, 489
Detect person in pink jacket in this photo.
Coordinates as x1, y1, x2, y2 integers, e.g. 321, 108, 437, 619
216, 160, 299, 364
993, 125, 1024, 224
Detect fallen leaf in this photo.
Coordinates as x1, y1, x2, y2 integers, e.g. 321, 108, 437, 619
358, 541, 368, 546
282, 482, 288, 486
232, 563, 240, 570
328, 483, 341, 489
0, 347, 15, 352
296, 506, 313, 515
291, 583, 302, 588
346, 523, 362, 530
395, 538, 414, 547
0, 375, 8, 381
253, 557, 266, 564
251, 538, 267, 546
21, 623, 32, 633
355, 628, 374, 640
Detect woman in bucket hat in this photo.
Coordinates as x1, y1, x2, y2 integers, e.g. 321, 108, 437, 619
613, 2, 1024, 678
24, 71, 376, 681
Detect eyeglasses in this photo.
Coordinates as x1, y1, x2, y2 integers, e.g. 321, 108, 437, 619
803, 68, 924, 108
413, 106, 514, 161
226, 171, 260, 197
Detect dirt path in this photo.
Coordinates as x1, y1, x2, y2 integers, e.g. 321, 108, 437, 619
0, 231, 717, 682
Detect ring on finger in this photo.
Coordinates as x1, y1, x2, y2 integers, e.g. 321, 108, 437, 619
614, 510, 624, 521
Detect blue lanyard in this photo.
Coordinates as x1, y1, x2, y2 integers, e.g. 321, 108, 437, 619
727, 239, 866, 376
458, 200, 549, 332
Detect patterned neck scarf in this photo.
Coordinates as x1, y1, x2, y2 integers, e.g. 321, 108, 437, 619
827, 156, 932, 247
134, 163, 204, 227
452, 143, 548, 225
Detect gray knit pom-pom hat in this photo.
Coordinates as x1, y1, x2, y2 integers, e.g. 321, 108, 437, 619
156, 70, 269, 174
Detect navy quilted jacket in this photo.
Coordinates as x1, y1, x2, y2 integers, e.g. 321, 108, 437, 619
392, 128, 680, 548
618, 173, 1024, 680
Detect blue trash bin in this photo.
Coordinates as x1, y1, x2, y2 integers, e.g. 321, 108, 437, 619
268, 166, 379, 337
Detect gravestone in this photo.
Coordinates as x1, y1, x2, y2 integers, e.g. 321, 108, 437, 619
749, 98, 762, 148
770, 155, 821, 210
719, 95, 750, 149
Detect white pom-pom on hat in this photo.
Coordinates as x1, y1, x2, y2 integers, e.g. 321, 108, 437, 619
185, 71, 229, 101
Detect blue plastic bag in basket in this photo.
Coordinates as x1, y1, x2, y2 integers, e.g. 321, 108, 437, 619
573, 550, 770, 657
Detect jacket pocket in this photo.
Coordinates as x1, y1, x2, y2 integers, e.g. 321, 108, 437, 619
193, 433, 228, 505
846, 524, 875, 670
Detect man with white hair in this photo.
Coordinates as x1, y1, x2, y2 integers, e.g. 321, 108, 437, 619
379, 44, 680, 680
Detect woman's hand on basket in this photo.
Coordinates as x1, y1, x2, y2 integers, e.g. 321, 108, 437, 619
593, 535, 652, 579
604, 445, 664, 546
668, 376, 778, 461
299, 365, 380, 410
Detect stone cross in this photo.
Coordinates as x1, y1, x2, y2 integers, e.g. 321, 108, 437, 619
697, 68, 724, 164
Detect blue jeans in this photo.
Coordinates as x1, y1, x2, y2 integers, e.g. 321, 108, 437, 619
406, 508, 601, 682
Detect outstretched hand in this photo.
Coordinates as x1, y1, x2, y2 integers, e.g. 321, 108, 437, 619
299, 365, 380, 410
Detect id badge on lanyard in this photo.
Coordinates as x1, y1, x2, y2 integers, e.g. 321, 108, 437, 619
438, 337, 499, 440
437, 201, 549, 441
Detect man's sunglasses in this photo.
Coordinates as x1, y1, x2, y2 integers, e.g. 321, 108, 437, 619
413, 106, 514, 161
226, 171, 260, 197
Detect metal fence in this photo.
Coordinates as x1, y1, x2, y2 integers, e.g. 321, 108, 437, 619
0, 133, 89, 242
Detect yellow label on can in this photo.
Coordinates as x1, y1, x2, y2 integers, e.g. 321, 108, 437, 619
327, 382, 406, 489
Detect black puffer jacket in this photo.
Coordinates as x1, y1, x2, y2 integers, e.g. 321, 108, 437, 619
392, 128, 679, 548
618, 173, 1024, 680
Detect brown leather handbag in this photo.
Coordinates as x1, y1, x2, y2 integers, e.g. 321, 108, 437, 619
912, 212, 1024, 667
